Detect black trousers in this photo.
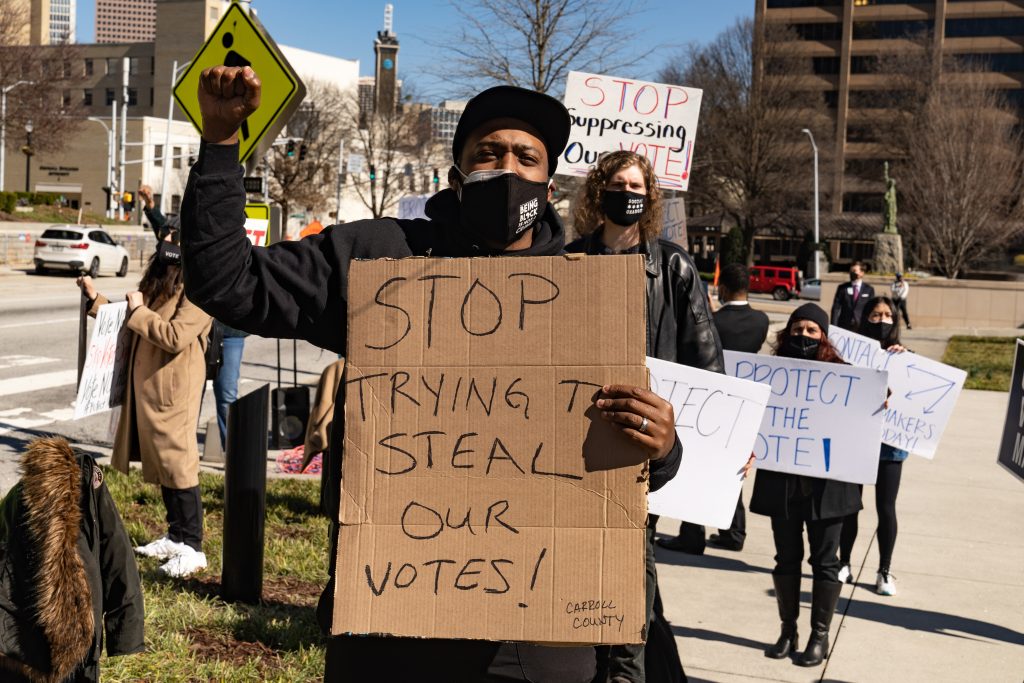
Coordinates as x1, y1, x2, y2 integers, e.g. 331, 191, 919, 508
603, 523, 658, 682
839, 459, 903, 571
161, 485, 203, 552
674, 493, 746, 548
894, 298, 911, 326
770, 507, 843, 583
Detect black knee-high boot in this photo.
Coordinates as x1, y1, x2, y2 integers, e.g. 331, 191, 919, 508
798, 580, 842, 667
765, 574, 801, 659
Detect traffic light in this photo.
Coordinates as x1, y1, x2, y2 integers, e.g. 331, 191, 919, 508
432, 168, 439, 185
368, 164, 376, 181
286, 140, 296, 158
187, 154, 196, 166
299, 144, 308, 161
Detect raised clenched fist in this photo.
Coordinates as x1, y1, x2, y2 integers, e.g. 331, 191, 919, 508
197, 66, 262, 145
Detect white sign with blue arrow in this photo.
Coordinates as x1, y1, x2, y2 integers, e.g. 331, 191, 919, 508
828, 327, 967, 459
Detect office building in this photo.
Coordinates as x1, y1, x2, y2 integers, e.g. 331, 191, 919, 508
757, 0, 1024, 218
96, 0, 157, 43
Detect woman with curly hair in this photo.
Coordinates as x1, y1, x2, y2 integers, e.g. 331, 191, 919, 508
752, 303, 863, 668
567, 150, 724, 683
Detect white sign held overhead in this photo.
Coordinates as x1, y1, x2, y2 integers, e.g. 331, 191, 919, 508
828, 327, 967, 458
561, 71, 702, 191
660, 198, 687, 249
724, 351, 889, 485
74, 302, 130, 420
646, 357, 770, 528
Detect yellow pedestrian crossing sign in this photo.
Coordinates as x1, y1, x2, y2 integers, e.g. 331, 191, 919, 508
174, 1, 305, 164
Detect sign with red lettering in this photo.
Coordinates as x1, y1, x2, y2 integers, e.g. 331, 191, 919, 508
560, 71, 702, 191
244, 202, 270, 247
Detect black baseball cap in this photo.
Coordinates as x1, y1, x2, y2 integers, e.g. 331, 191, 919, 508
452, 85, 571, 177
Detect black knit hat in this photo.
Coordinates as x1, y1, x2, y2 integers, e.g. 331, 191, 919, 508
452, 85, 571, 177
788, 303, 829, 335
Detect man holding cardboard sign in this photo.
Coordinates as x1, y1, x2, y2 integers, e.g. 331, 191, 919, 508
181, 65, 683, 682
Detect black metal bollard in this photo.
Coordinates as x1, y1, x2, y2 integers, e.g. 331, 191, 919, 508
221, 384, 269, 604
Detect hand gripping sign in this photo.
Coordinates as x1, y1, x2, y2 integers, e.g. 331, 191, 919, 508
560, 71, 702, 191
828, 327, 967, 458
724, 351, 889, 485
646, 357, 770, 528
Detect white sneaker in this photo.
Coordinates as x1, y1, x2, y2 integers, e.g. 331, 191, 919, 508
838, 563, 853, 584
158, 547, 208, 578
876, 570, 897, 596
135, 536, 189, 561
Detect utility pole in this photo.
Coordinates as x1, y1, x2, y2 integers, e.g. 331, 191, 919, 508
118, 57, 129, 221
334, 139, 344, 223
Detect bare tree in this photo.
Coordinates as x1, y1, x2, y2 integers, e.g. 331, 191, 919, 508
438, 0, 655, 97
340, 91, 443, 219
264, 80, 349, 225
874, 45, 1024, 277
659, 19, 834, 265
0, 1, 84, 156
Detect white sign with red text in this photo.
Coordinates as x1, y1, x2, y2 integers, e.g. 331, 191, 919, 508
560, 71, 702, 191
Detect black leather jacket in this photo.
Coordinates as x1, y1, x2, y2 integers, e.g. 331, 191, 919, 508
566, 234, 725, 374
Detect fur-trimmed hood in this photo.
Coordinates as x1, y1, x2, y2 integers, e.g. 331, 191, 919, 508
0, 437, 94, 683
0, 437, 144, 683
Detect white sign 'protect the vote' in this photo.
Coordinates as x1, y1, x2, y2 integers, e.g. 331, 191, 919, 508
646, 357, 770, 528
828, 327, 967, 459
724, 351, 889, 485
560, 71, 702, 191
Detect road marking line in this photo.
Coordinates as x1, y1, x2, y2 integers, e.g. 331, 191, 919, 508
0, 370, 78, 397
0, 317, 79, 330
0, 355, 60, 369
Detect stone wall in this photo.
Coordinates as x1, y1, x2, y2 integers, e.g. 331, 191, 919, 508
820, 273, 1024, 329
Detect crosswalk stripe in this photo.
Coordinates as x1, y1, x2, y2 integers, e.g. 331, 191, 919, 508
0, 355, 60, 370
0, 317, 79, 330
0, 370, 78, 398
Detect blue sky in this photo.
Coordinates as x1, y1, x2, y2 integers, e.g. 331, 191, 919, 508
76, 1, 752, 100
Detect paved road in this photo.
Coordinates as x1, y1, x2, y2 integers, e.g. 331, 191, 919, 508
0, 265, 339, 491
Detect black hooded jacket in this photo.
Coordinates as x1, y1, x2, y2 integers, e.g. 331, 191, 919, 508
181, 141, 680, 683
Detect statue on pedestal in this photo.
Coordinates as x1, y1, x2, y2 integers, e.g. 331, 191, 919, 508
874, 161, 904, 273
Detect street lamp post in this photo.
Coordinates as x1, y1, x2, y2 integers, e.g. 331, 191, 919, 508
801, 128, 821, 280
23, 120, 34, 193
1, 80, 33, 191
87, 117, 114, 218
160, 60, 191, 214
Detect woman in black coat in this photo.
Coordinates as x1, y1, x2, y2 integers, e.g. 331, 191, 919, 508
750, 304, 862, 667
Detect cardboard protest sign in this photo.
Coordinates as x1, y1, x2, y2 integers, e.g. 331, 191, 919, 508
561, 71, 702, 190
660, 197, 687, 249
997, 339, 1024, 484
646, 357, 770, 528
724, 351, 888, 485
335, 255, 651, 644
828, 327, 967, 458
74, 302, 130, 419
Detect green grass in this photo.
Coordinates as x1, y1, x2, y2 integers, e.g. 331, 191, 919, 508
941, 335, 1020, 391
0, 205, 118, 225
100, 469, 328, 682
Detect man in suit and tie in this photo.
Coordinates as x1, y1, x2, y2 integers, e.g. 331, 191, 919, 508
656, 263, 770, 554
831, 260, 874, 331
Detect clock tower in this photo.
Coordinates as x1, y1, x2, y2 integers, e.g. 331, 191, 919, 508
374, 4, 399, 116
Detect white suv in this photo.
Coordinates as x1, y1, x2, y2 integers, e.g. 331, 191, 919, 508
33, 225, 130, 277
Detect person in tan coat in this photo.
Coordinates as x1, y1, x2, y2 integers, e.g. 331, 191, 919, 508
77, 231, 212, 578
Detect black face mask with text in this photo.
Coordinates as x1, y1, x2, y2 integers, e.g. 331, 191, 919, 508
784, 334, 820, 360
457, 168, 549, 247
157, 241, 181, 267
863, 321, 893, 342
601, 190, 646, 227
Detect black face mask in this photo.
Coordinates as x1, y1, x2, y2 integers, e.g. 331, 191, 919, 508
863, 321, 893, 342
785, 334, 820, 360
157, 241, 181, 266
457, 168, 549, 247
601, 190, 646, 227
849, 272, 859, 282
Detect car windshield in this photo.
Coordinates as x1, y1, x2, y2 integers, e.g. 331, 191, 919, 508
41, 229, 85, 240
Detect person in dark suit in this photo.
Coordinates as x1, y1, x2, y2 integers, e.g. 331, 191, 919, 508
830, 261, 874, 331
656, 263, 770, 554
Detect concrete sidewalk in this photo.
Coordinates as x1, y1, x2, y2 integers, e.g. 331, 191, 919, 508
653, 387, 1024, 682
